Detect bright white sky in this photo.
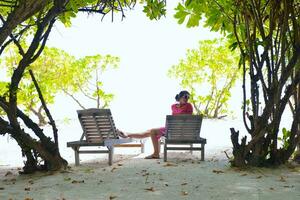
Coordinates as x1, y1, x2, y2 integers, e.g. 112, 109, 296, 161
47, 2, 244, 132
1, 1, 244, 132
45, 2, 228, 132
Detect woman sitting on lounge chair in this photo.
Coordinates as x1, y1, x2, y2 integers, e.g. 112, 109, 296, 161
118, 90, 193, 159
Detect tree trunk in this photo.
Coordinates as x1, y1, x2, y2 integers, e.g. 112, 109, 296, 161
0, 0, 69, 173
11, 130, 67, 173
230, 128, 247, 167
0, 97, 67, 173
229, 0, 300, 167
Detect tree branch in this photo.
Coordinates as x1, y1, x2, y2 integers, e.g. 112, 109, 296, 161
78, 8, 105, 14
30, 18, 55, 63
0, 115, 11, 135
0, 96, 52, 145
0, 0, 51, 47
76, 83, 97, 101
62, 89, 86, 110
29, 69, 59, 149
233, 14, 251, 133
96, 69, 100, 108
212, 0, 234, 22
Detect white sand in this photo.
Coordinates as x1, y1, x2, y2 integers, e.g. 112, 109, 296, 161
1, 150, 300, 200
1, 119, 299, 199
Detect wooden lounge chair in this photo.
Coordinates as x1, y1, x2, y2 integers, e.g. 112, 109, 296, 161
163, 115, 206, 162
67, 109, 144, 166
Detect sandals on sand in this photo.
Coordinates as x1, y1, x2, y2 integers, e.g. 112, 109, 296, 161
144, 155, 160, 159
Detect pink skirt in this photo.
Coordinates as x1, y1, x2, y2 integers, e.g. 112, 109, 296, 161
156, 127, 166, 140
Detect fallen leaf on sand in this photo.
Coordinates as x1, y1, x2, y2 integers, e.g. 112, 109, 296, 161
109, 195, 117, 199
181, 182, 188, 186
0, 187, 4, 190
71, 180, 84, 184
283, 185, 294, 188
5, 171, 13, 176
144, 187, 155, 192
181, 191, 188, 196
24, 187, 30, 191
111, 167, 117, 172
212, 169, 224, 174
163, 163, 178, 167
142, 172, 150, 177
279, 176, 286, 182
256, 176, 262, 179
240, 173, 247, 176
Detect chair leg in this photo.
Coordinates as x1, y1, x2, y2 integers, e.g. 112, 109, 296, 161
74, 147, 80, 166
108, 146, 114, 166
201, 143, 205, 161
141, 140, 145, 153
190, 144, 193, 154
164, 143, 167, 162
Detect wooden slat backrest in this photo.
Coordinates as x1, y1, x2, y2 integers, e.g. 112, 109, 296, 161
77, 109, 118, 143
165, 115, 203, 140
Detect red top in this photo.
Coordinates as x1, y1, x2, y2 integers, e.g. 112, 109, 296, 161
156, 102, 193, 139
171, 103, 193, 115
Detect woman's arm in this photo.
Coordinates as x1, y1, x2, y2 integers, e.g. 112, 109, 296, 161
186, 103, 193, 114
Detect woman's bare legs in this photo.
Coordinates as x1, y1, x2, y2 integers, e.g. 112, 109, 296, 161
149, 129, 160, 157
127, 130, 151, 138
126, 128, 161, 158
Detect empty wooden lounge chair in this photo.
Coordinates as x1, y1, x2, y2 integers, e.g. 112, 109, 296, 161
163, 115, 206, 162
67, 109, 144, 166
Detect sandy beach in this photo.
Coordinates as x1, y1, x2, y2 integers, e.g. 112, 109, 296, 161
1, 119, 299, 200
1, 149, 300, 200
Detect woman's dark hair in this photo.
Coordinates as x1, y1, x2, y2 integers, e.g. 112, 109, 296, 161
175, 90, 190, 101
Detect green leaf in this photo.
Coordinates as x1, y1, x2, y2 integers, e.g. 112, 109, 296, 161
143, 0, 166, 20
168, 39, 240, 118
